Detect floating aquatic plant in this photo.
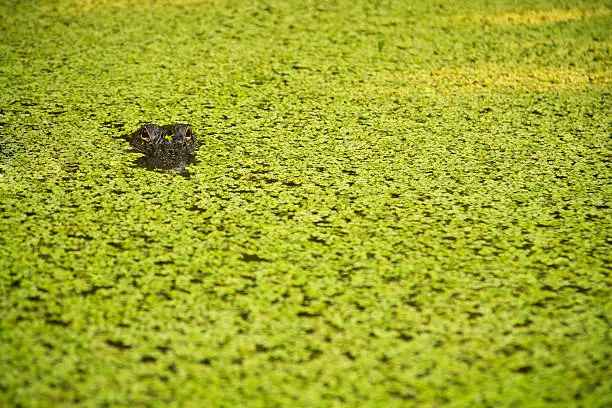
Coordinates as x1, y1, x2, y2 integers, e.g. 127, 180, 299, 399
0, 0, 610, 407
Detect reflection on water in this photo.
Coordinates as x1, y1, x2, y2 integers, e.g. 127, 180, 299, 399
132, 153, 197, 177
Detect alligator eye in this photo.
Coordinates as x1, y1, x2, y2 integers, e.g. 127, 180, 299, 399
140, 129, 151, 141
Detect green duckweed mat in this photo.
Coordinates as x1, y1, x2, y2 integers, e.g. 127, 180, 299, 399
1, 0, 611, 406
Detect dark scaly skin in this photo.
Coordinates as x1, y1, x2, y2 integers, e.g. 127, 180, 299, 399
130, 124, 197, 154
128, 123, 199, 173
164, 124, 197, 150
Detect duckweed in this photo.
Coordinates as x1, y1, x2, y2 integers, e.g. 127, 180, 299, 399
1, 0, 610, 406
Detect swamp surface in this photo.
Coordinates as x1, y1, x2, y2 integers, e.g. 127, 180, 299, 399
0, 0, 610, 406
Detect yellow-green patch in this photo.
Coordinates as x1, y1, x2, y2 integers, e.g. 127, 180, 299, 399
464, 7, 611, 26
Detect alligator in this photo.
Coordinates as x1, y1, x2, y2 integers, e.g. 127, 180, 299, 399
126, 123, 199, 174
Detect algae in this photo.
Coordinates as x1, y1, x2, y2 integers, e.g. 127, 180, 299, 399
0, 0, 610, 406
